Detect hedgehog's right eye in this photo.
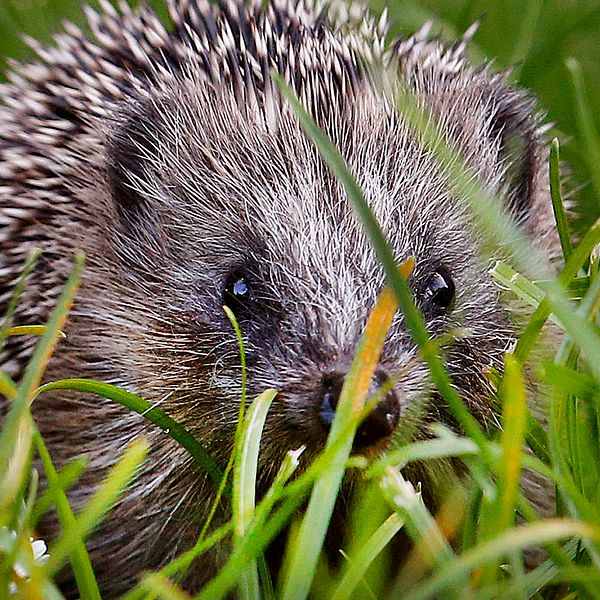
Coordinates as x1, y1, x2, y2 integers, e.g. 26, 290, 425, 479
424, 268, 455, 311
223, 274, 252, 314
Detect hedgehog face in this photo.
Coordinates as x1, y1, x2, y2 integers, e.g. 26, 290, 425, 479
0, 0, 557, 592
101, 73, 540, 466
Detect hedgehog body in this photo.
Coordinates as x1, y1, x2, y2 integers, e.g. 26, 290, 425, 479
0, 0, 556, 595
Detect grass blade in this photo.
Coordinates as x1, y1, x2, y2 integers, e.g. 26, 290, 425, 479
480, 354, 528, 584
233, 389, 277, 600
34, 432, 100, 600
331, 513, 404, 600
0, 249, 40, 353
549, 138, 574, 261
46, 437, 148, 576
0, 253, 83, 510
5, 325, 65, 338
566, 58, 600, 200
35, 378, 225, 490
280, 284, 399, 600
496, 355, 529, 531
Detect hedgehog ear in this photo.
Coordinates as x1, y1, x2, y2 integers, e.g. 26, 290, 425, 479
487, 85, 543, 225
107, 106, 162, 237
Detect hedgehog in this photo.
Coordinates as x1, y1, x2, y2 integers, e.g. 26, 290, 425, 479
0, 0, 557, 595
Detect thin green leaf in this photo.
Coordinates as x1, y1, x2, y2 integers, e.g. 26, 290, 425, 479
566, 58, 600, 199
5, 325, 65, 338
496, 355, 528, 533
332, 513, 404, 600
514, 219, 600, 364
480, 354, 528, 584
549, 138, 574, 261
32, 455, 89, 527
35, 378, 225, 490
0, 249, 40, 353
233, 389, 277, 600
0, 253, 83, 510
0, 372, 17, 399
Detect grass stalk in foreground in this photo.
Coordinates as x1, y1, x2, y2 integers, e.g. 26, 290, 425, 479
233, 389, 277, 600
281, 282, 400, 600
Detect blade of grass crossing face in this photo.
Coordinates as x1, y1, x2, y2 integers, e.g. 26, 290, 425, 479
223, 305, 248, 419
35, 379, 225, 490
391, 82, 600, 377
273, 73, 493, 464
280, 285, 399, 600
156, 307, 252, 595
233, 389, 277, 600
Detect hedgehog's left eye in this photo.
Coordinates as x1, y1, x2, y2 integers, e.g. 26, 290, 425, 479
424, 268, 455, 311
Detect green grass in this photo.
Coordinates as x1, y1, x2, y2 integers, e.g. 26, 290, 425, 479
1, 0, 600, 599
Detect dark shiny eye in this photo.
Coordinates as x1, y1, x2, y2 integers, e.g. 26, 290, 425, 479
424, 268, 455, 310
223, 275, 251, 312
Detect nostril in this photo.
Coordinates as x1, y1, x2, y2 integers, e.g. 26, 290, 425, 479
318, 372, 344, 431
356, 370, 400, 447
354, 392, 400, 448
317, 370, 400, 447
320, 391, 336, 428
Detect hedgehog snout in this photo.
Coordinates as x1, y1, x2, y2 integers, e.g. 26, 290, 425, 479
318, 370, 400, 448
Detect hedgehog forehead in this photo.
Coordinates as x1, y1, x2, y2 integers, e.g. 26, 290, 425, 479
114, 79, 477, 281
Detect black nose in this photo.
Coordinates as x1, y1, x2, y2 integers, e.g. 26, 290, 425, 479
319, 370, 400, 448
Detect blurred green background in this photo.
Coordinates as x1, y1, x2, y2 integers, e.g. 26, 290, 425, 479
1, 0, 599, 232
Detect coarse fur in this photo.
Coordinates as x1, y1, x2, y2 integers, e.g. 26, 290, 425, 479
0, 0, 557, 595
